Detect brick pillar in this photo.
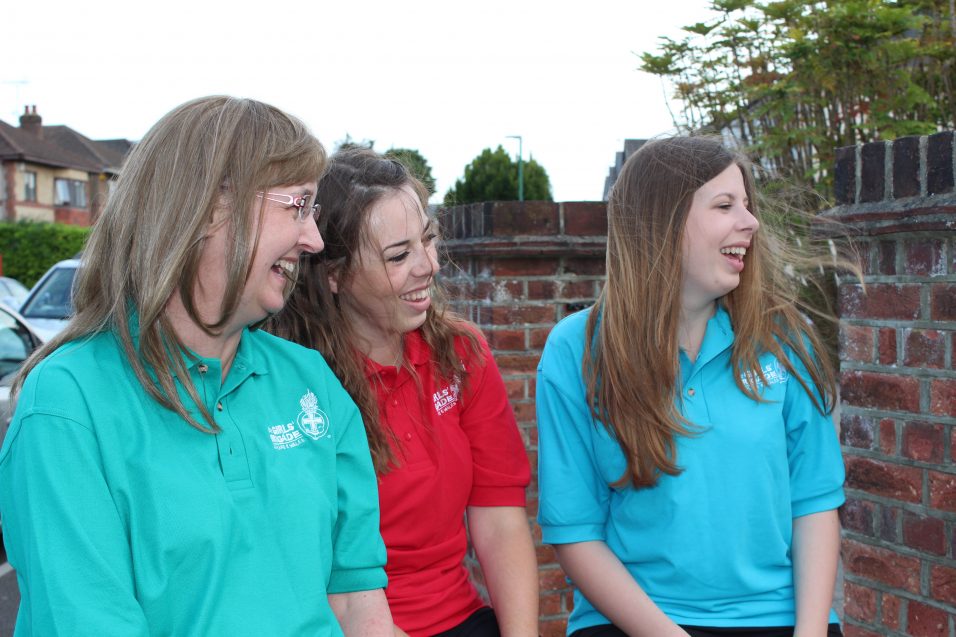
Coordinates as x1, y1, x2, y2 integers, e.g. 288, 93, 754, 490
822, 131, 956, 637
443, 200, 608, 636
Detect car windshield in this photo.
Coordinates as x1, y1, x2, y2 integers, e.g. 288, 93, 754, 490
21, 267, 77, 320
0, 307, 36, 377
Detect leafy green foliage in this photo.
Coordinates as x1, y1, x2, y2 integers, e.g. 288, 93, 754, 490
640, 0, 956, 203
384, 148, 437, 196
443, 146, 553, 205
0, 221, 89, 287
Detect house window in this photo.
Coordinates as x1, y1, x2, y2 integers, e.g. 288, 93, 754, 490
24, 171, 37, 202
54, 178, 87, 208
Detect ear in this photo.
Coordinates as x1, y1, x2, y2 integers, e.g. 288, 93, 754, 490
327, 269, 339, 295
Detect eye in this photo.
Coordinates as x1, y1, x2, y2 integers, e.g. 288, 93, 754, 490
387, 251, 410, 264
423, 232, 438, 245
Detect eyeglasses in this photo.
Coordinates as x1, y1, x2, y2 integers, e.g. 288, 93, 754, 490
256, 191, 321, 223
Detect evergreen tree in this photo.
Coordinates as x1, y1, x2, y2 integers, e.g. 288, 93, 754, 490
444, 145, 553, 205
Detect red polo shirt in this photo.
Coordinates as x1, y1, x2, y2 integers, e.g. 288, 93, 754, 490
366, 329, 530, 636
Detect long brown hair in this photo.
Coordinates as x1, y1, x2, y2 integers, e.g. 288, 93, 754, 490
14, 96, 327, 432
586, 136, 854, 488
269, 147, 478, 473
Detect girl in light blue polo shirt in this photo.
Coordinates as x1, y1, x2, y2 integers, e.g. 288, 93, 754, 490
537, 136, 856, 637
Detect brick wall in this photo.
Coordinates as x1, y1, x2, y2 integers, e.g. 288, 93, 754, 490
823, 131, 956, 637
443, 200, 608, 635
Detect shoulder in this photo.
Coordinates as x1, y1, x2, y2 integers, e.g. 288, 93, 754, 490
245, 328, 332, 373
541, 308, 591, 365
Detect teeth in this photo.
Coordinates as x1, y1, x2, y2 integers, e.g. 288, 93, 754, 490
400, 289, 430, 302
275, 261, 295, 274
720, 247, 747, 256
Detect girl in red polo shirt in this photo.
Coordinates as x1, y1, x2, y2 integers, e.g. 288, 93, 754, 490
271, 147, 538, 637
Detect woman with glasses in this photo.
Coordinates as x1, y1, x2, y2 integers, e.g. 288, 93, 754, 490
0, 96, 392, 636
270, 147, 538, 637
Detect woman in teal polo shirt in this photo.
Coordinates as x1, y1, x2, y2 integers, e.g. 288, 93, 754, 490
0, 97, 391, 636
537, 137, 855, 637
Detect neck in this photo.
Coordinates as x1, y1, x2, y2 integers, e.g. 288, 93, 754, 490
165, 292, 244, 380
365, 337, 404, 368
678, 299, 717, 362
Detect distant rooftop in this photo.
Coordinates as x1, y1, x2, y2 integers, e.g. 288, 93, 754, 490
603, 139, 647, 201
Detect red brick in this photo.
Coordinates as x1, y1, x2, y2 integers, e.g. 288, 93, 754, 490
878, 327, 898, 365
844, 625, 881, 637
503, 379, 526, 401
560, 279, 599, 300
930, 284, 956, 321
845, 456, 922, 503
538, 566, 569, 591
880, 418, 898, 455
952, 427, 956, 463
840, 497, 876, 535
539, 591, 563, 616
879, 505, 901, 543
492, 258, 559, 277
902, 512, 946, 555
930, 564, 956, 606
490, 304, 557, 326
882, 593, 902, 630
512, 401, 536, 423
902, 421, 945, 462
843, 539, 921, 592
535, 543, 557, 565
903, 329, 946, 368
563, 257, 605, 276
877, 239, 897, 275
844, 581, 877, 622
841, 370, 921, 413
540, 619, 568, 637
929, 378, 956, 417
492, 201, 559, 236
928, 471, 956, 512
906, 600, 948, 636
529, 327, 551, 350
488, 329, 526, 351
839, 284, 921, 320
562, 201, 608, 236
526, 280, 556, 300
841, 325, 874, 362
842, 413, 876, 449
495, 353, 542, 375
904, 239, 945, 276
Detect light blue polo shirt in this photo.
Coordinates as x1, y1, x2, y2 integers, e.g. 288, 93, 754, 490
0, 326, 386, 636
537, 305, 844, 632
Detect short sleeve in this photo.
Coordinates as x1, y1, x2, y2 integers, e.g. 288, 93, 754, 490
458, 334, 530, 507
536, 315, 612, 545
0, 366, 149, 635
783, 345, 845, 518
327, 395, 388, 594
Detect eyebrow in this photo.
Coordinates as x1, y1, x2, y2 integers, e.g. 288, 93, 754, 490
381, 219, 434, 252
713, 192, 750, 204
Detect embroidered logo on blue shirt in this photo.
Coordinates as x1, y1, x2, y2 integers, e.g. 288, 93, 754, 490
741, 359, 790, 392
267, 389, 330, 450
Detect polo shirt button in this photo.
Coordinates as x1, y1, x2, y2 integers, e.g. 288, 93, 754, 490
197, 363, 208, 373
392, 399, 399, 407
687, 388, 695, 397
217, 402, 223, 411
404, 433, 412, 441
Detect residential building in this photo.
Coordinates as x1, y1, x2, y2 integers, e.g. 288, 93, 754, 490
0, 106, 133, 226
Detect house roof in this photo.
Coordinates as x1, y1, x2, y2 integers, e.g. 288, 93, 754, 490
0, 118, 133, 174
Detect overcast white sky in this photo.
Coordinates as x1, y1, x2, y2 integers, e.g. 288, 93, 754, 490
3, 0, 714, 203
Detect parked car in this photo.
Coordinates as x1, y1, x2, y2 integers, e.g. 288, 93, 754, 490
0, 276, 29, 309
0, 302, 44, 447
18, 258, 80, 341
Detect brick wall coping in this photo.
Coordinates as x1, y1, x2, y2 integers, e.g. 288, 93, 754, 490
444, 236, 607, 258
817, 193, 956, 237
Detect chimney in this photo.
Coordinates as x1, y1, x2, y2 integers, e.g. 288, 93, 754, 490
19, 105, 42, 137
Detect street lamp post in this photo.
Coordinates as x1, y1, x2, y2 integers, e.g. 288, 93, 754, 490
507, 135, 524, 202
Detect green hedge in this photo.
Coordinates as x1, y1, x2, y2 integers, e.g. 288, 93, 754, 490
0, 221, 90, 288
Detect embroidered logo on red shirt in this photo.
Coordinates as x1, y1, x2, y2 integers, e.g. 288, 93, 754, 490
432, 381, 460, 416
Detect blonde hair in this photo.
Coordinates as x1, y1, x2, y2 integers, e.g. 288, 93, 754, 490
586, 136, 856, 488
14, 96, 327, 431
269, 147, 478, 473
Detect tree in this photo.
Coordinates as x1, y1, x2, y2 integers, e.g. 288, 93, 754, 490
384, 148, 437, 196
640, 0, 955, 201
444, 146, 553, 206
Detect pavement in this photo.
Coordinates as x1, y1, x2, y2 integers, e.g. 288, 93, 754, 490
0, 542, 19, 636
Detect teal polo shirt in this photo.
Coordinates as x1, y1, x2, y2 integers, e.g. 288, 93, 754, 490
537, 305, 844, 632
0, 327, 386, 636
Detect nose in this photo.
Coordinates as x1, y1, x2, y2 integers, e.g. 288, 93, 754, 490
739, 205, 759, 233
413, 244, 439, 277
299, 216, 324, 254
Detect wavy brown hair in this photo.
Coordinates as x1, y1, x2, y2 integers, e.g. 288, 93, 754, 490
268, 147, 478, 473
14, 96, 327, 432
587, 136, 856, 488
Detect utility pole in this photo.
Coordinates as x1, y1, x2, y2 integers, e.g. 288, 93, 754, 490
507, 135, 523, 202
